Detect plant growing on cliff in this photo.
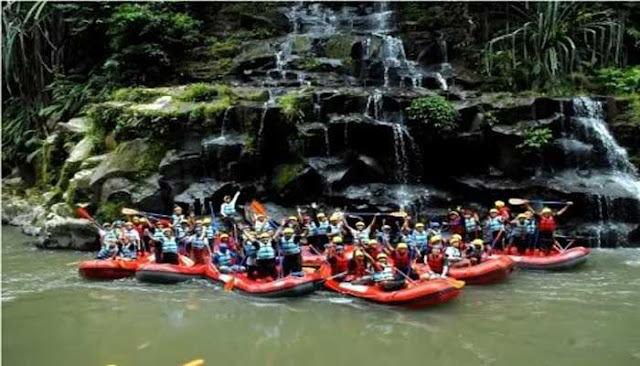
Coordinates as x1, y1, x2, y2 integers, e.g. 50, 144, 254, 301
406, 96, 459, 133
517, 127, 553, 154
595, 66, 640, 94
277, 92, 312, 122
485, 2, 625, 90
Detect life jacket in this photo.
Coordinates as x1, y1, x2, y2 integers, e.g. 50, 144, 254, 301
351, 229, 369, 245
330, 253, 349, 275
511, 222, 527, 238
175, 226, 187, 239
366, 246, 380, 260
489, 217, 504, 232
222, 203, 236, 216
216, 251, 233, 267
329, 224, 342, 236
171, 214, 184, 228
191, 234, 206, 249
256, 242, 275, 260
96, 246, 117, 259
243, 241, 257, 257
162, 237, 178, 253
377, 232, 391, 245
205, 225, 216, 240
427, 254, 444, 273
539, 216, 556, 233
412, 230, 428, 250
373, 264, 394, 282
121, 244, 137, 259
125, 229, 139, 242
102, 230, 118, 247
525, 219, 537, 234
449, 217, 464, 234
254, 220, 269, 234
152, 229, 166, 243
311, 220, 330, 235
499, 207, 511, 221
279, 236, 300, 255
392, 250, 410, 269
464, 217, 478, 232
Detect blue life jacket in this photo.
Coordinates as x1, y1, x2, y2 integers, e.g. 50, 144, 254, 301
377, 232, 391, 244
256, 242, 275, 260
254, 220, 269, 234
222, 203, 235, 216
205, 225, 216, 240
125, 229, 139, 242
465, 217, 478, 232
121, 244, 137, 259
152, 229, 166, 243
176, 226, 187, 239
96, 246, 117, 259
525, 219, 537, 234
329, 224, 341, 236
489, 217, 504, 232
373, 265, 394, 282
192, 235, 206, 249
244, 241, 257, 257
172, 214, 183, 227
312, 221, 330, 235
280, 236, 300, 255
216, 251, 233, 267
351, 229, 369, 245
162, 237, 178, 253
412, 230, 428, 250
511, 222, 527, 238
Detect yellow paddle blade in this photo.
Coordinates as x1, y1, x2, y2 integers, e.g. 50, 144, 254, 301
389, 211, 408, 218
182, 359, 205, 366
447, 278, 465, 289
121, 207, 139, 216
224, 279, 235, 292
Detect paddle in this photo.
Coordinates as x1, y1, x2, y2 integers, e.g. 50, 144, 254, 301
250, 200, 267, 217
224, 277, 235, 292
344, 211, 407, 218
75, 206, 102, 230
121, 207, 172, 219
508, 198, 568, 206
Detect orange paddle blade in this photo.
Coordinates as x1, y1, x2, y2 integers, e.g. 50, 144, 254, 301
250, 200, 267, 216
75, 207, 92, 220
223, 278, 235, 292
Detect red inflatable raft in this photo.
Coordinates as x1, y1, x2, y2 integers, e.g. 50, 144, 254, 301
204, 264, 323, 297
416, 256, 516, 285
302, 245, 355, 268
78, 257, 148, 280
319, 266, 463, 308
499, 246, 590, 270
135, 256, 206, 284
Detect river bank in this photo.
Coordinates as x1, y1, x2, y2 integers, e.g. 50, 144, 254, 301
3, 225, 640, 366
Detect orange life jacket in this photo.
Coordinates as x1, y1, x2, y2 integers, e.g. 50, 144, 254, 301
539, 216, 556, 233
427, 254, 444, 273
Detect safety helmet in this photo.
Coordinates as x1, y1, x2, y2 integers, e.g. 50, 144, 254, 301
354, 250, 365, 258
103, 222, 112, 227
451, 234, 462, 241
376, 253, 388, 260
368, 239, 378, 245
430, 235, 442, 244
489, 208, 499, 214
173, 206, 182, 212
259, 233, 271, 239
257, 214, 266, 219
220, 233, 229, 239
332, 236, 343, 244
288, 216, 298, 221
283, 228, 294, 235
203, 218, 212, 224
449, 211, 459, 217
317, 213, 326, 218
355, 221, 365, 227
125, 221, 133, 226
450, 236, 461, 244
139, 217, 148, 223
382, 224, 391, 230
542, 207, 552, 214
329, 214, 340, 222
415, 223, 425, 228
495, 200, 505, 208
472, 239, 484, 248
133, 217, 140, 223
195, 220, 203, 225
516, 213, 526, 220
397, 243, 408, 250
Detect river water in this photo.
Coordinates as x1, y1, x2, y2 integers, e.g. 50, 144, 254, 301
2, 225, 640, 366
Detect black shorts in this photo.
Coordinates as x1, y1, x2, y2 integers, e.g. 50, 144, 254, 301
538, 232, 554, 251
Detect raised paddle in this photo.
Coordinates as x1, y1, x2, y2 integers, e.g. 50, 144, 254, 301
508, 198, 569, 206
75, 206, 102, 230
121, 207, 172, 219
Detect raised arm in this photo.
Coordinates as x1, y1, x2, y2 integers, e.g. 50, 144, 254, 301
556, 201, 573, 216
230, 191, 241, 207
367, 213, 379, 231
342, 217, 355, 232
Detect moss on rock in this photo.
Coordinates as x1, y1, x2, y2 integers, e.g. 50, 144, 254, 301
273, 163, 304, 190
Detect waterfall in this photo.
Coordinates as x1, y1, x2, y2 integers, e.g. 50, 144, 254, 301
391, 124, 410, 183
365, 90, 383, 120
219, 107, 231, 137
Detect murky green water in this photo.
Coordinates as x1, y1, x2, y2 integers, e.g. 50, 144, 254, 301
2, 225, 640, 366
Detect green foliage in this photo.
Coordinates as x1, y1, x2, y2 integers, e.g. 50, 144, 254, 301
595, 66, 640, 94
210, 38, 241, 59
277, 92, 312, 122
104, 3, 201, 83
406, 96, 459, 133
96, 200, 127, 223
485, 2, 625, 90
136, 144, 167, 179
179, 83, 220, 102
299, 58, 323, 71
517, 127, 553, 153
274, 163, 304, 190
113, 87, 166, 103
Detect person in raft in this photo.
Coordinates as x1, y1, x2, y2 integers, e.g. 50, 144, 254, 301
373, 253, 404, 291
508, 214, 529, 255
487, 208, 505, 251
524, 210, 538, 252
254, 232, 278, 280
494, 200, 511, 221
150, 220, 168, 260
275, 226, 303, 276
120, 221, 141, 259
171, 205, 185, 228
347, 250, 372, 284
220, 191, 241, 231
325, 236, 349, 280
213, 243, 245, 273
309, 212, 331, 251
447, 210, 464, 236
462, 209, 481, 242
96, 223, 119, 259
465, 239, 486, 265
442, 235, 470, 276
525, 201, 573, 254
388, 243, 419, 280
189, 220, 211, 265
160, 229, 180, 264
343, 214, 378, 246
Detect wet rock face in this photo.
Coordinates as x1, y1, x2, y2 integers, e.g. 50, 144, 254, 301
38, 217, 99, 251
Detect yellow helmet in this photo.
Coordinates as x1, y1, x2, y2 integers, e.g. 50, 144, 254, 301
472, 239, 484, 248
220, 233, 229, 239
489, 208, 499, 214
195, 220, 203, 225
332, 236, 343, 244
133, 217, 140, 223
354, 250, 365, 258
542, 207, 552, 214
397, 243, 408, 250
329, 214, 340, 222
317, 212, 326, 218
355, 221, 365, 227
283, 228, 295, 235
449, 211, 459, 217
259, 233, 271, 239
430, 235, 442, 244
368, 239, 378, 245
516, 213, 526, 220
451, 234, 462, 241
495, 200, 505, 208
450, 236, 461, 244
125, 221, 133, 226
376, 253, 388, 260
288, 216, 298, 221
203, 217, 212, 224
415, 222, 425, 228
257, 213, 266, 219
